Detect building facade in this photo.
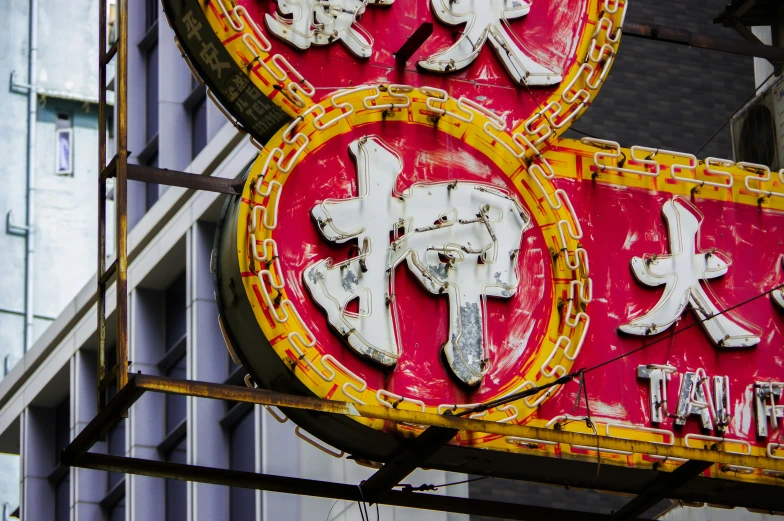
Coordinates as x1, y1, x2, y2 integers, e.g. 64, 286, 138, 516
0, 0, 110, 510
0, 0, 781, 520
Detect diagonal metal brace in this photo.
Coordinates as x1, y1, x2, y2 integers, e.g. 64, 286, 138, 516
610, 460, 713, 520
360, 424, 458, 504
5, 210, 30, 237
125, 164, 244, 195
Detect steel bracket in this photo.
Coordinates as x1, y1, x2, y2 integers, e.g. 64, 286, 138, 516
5, 210, 29, 237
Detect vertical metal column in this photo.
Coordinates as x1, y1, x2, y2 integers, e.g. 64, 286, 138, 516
97, 0, 129, 411
115, 0, 129, 394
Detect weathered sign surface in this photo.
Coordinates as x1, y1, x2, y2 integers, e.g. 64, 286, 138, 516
163, 0, 784, 498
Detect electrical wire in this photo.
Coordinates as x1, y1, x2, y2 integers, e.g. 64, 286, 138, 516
582, 282, 784, 375
324, 499, 341, 521
457, 282, 784, 417
397, 476, 489, 492
694, 67, 779, 156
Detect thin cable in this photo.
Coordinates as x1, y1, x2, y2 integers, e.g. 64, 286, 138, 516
357, 484, 370, 521
356, 485, 367, 521
324, 499, 340, 521
398, 476, 489, 492
326, 501, 357, 521
584, 282, 784, 375
694, 67, 779, 156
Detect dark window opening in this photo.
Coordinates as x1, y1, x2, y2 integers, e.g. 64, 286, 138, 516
165, 437, 187, 520
52, 397, 71, 521
56, 113, 72, 130
229, 410, 256, 520
108, 497, 125, 521
54, 471, 70, 521
145, 0, 158, 31
739, 104, 777, 167
191, 97, 208, 159
145, 180, 159, 211
145, 43, 159, 143
54, 398, 70, 465
157, 273, 188, 521
107, 417, 126, 489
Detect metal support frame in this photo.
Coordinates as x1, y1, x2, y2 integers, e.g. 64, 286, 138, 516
95, 0, 243, 412
79, 3, 784, 519
625, 22, 784, 63
64, 374, 784, 519
64, 374, 666, 521
359, 425, 458, 504
610, 460, 713, 520
97, 0, 128, 411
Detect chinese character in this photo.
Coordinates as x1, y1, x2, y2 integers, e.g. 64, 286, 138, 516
200, 42, 231, 79
265, 0, 392, 58
619, 198, 760, 348
418, 0, 561, 86
303, 136, 530, 385
224, 73, 250, 102
182, 10, 203, 42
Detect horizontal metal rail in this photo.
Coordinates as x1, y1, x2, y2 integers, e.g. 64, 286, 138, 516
73, 453, 632, 521
625, 22, 784, 62
65, 374, 784, 473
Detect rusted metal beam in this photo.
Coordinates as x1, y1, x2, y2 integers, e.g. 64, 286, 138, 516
72, 453, 633, 521
610, 460, 714, 520
126, 164, 244, 195
131, 374, 784, 472
624, 22, 784, 63
360, 425, 458, 504
96, 0, 109, 412
114, 0, 129, 396
98, 259, 117, 288
62, 377, 145, 464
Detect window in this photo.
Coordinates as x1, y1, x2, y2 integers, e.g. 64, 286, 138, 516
191, 96, 208, 159
100, 391, 126, 519
185, 79, 208, 160
156, 274, 187, 521
107, 415, 126, 489
108, 497, 125, 521
223, 360, 257, 519
52, 398, 71, 521
145, 0, 158, 31
145, 178, 159, 211
54, 471, 70, 521
55, 113, 73, 175
145, 43, 159, 143
229, 411, 256, 520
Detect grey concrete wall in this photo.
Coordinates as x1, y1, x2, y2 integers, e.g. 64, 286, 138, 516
36, 0, 99, 102
0, 0, 101, 509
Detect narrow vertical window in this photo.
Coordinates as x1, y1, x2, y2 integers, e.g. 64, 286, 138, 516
229, 411, 256, 520
145, 0, 158, 31
145, 43, 159, 143
55, 113, 73, 175
53, 398, 71, 521
156, 274, 187, 520
100, 379, 127, 519
191, 96, 208, 159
